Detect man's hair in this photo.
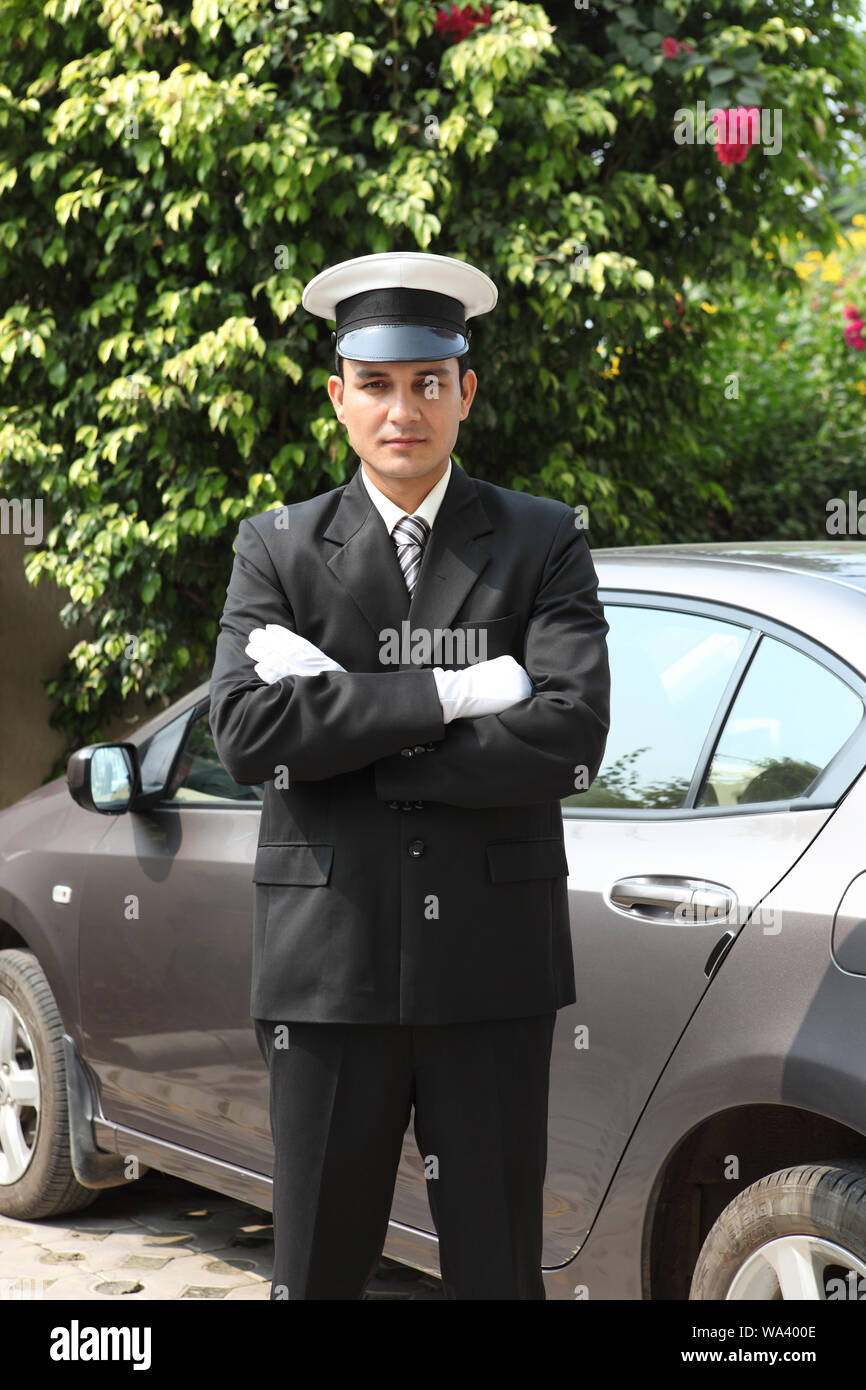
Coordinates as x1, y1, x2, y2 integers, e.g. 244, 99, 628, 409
335, 351, 471, 387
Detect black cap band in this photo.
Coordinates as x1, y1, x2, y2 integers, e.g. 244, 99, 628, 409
335, 286, 467, 337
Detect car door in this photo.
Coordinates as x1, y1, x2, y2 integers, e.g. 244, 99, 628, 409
389, 595, 866, 1266
76, 703, 272, 1173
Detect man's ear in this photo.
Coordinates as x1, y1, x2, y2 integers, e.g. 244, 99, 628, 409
327, 374, 345, 422
459, 368, 477, 419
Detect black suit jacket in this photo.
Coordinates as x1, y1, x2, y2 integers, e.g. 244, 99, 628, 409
209, 460, 610, 1024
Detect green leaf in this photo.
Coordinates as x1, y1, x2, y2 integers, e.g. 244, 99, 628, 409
652, 6, 677, 36
708, 66, 735, 85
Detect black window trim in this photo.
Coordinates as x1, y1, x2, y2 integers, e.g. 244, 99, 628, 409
154, 697, 265, 809
563, 589, 866, 821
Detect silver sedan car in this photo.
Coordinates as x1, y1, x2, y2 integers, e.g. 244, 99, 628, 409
1, 540, 866, 1300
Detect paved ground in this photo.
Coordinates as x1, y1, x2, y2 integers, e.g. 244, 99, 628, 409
0, 1168, 444, 1300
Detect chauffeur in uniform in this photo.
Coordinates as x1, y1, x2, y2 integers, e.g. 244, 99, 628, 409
209, 251, 610, 1300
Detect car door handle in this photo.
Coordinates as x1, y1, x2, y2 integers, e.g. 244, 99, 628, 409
609, 875, 737, 924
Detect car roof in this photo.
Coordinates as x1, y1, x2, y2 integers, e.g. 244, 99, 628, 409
592, 540, 866, 676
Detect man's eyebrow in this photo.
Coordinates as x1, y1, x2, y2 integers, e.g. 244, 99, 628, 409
351, 365, 450, 380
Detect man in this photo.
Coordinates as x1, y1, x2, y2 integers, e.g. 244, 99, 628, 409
209, 251, 610, 1300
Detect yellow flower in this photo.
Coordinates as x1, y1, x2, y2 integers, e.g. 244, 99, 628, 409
856, 381, 866, 395
701, 301, 717, 313
852, 214, 866, 227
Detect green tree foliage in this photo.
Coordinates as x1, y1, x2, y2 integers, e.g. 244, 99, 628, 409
0, 0, 863, 770
695, 215, 866, 541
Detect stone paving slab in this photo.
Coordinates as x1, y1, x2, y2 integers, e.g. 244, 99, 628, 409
0, 1169, 444, 1301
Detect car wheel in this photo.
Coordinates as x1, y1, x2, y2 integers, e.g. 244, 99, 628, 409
0, 948, 100, 1219
690, 1161, 866, 1300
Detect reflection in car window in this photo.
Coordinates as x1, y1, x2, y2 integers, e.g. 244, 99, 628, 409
696, 636, 864, 807
139, 712, 188, 792
166, 712, 264, 803
563, 606, 748, 810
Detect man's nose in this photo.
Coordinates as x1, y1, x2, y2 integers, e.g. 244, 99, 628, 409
387, 385, 422, 418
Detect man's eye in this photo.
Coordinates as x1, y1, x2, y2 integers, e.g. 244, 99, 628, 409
362, 382, 384, 390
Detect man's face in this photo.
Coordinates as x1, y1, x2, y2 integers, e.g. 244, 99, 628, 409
327, 356, 477, 486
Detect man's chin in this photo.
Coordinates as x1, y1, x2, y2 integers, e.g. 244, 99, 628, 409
368, 447, 438, 475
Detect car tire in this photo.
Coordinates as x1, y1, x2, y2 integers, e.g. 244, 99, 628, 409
0, 948, 100, 1219
690, 1161, 866, 1300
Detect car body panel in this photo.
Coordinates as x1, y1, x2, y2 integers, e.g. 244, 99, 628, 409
547, 756, 866, 1297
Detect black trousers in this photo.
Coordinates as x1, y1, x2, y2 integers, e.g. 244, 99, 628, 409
253, 1012, 557, 1300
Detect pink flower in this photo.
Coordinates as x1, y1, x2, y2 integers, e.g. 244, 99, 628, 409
713, 106, 761, 165
683, 43, 695, 53
434, 3, 491, 41
843, 303, 860, 320
661, 37, 680, 58
844, 324, 865, 348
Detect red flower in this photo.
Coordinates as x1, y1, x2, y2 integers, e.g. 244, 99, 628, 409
844, 324, 865, 348
434, 3, 492, 41
662, 317, 673, 328
683, 42, 695, 53
661, 37, 680, 58
713, 106, 761, 165
842, 303, 860, 320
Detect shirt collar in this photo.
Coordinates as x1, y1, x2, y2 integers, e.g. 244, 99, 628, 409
360, 456, 452, 536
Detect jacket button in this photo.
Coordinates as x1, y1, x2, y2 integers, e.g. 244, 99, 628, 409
412, 744, 427, 754
387, 801, 401, 810
400, 747, 415, 757
408, 840, 425, 857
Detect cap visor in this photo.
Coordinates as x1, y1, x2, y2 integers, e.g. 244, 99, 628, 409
336, 324, 468, 362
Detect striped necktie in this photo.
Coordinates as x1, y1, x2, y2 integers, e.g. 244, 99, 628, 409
392, 514, 430, 597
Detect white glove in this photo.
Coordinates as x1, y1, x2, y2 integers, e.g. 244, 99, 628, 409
245, 624, 346, 683
432, 655, 532, 723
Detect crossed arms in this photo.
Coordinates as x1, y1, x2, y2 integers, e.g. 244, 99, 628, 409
208, 510, 610, 809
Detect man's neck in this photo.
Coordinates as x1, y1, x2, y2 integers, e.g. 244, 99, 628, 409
361, 457, 449, 513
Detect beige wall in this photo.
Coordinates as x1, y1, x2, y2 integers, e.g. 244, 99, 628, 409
0, 527, 202, 810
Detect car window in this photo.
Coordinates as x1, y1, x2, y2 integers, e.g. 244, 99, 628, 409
165, 711, 264, 803
563, 605, 748, 810
695, 635, 864, 807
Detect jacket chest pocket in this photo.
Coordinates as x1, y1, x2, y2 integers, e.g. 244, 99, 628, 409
486, 838, 569, 883
438, 612, 519, 668
252, 843, 334, 885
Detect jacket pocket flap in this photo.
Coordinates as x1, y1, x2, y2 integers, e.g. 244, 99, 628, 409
253, 843, 333, 885
486, 838, 569, 883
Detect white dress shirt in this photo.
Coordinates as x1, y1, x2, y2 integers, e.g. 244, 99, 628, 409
360, 456, 452, 535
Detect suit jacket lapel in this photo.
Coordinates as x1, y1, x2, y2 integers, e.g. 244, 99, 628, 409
323, 460, 494, 651
408, 461, 494, 637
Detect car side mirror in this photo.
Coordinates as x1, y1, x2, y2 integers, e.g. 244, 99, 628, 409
66, 743, 142, 815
